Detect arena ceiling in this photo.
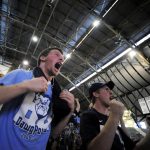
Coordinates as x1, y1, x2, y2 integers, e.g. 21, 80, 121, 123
0, 0, 150, 122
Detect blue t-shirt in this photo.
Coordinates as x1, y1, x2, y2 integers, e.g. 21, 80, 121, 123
0, 69, 53, 150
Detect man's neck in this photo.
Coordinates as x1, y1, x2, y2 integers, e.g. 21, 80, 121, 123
93, 102, 109, 115
39, 66, 53, 81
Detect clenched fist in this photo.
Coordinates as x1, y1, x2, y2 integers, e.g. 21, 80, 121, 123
109, 100, 125, 120
59, 89, 75, 112
23, 77, 48, 93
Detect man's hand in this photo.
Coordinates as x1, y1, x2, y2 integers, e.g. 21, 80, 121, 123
109, 100, 125, 120
75, 98, 80, 112
59, 89, 75, 112
0, 77, 48, 104
23, 77, 48, 93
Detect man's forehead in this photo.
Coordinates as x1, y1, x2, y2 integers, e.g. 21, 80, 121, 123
49, 49, 64, 58
49, 49, 63, 53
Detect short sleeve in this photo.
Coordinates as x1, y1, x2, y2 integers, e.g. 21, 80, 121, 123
0, 69, 32, 86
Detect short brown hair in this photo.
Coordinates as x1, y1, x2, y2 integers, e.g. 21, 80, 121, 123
37, 47, 63, 66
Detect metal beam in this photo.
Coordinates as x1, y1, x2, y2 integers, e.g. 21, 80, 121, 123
32, 0, 60, 55
25, 0, 49, 57
0, 12, 66, 48
60, 72, 90, 103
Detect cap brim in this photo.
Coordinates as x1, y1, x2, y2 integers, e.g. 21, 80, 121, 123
106, 81, 115, 90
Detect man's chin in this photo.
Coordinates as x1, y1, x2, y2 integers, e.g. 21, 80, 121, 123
105, 104, 109, 108
48, 70, 58, 76
103, 102, 109, 108
53, 71, 60, 76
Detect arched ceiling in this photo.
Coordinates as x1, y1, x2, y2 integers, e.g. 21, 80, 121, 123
0, 0, 150, 122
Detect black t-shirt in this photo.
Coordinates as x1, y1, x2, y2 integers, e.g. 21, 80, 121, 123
80, 108, 135, 150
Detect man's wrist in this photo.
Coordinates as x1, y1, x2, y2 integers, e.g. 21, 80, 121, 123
109, 113, 120, 124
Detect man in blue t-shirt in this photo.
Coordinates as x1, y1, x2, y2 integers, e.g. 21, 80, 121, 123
0, 47, 75, 150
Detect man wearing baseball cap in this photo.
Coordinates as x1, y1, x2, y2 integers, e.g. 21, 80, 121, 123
80, 81, 137, 150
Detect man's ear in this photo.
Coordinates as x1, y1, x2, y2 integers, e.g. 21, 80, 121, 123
93, 92, 99, 98
40, 55, 46, 62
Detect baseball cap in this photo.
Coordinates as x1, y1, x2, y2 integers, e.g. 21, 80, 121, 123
89, 81, 115, 99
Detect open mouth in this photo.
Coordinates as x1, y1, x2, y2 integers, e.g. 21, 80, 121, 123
55, 62, 62, 69
110, 96, 114, 100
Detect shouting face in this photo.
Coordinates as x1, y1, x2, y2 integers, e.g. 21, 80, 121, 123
40, 49, 64, 77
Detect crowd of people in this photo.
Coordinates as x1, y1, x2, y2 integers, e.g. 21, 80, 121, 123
1, 47, 150, 150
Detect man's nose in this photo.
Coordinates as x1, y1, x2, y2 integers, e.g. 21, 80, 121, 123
60, 55, 64, 62
109, 89, 113, 94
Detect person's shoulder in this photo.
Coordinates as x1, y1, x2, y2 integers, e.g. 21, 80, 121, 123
13, 69, 33, 78
80, 109, 100, 125
8, 69, 33, 81
0, 69, 33, 85
81, 109, 98, 118
82, 108, 97, 114
9, 68, 31, 74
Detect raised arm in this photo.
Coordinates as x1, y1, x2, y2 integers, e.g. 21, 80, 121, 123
87, 100, 125, 150
0, 77, 48, 104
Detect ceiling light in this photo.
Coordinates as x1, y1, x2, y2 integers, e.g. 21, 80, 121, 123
135, 34, 150, 46
48, 0, 55, 3
139, 122, 147, 129
99, 48, 132, 71
102, 0, 119, 17
69, 72, 97, 91
22, 60, 29, 66
93, 20, 100, 27
69, 48, 132, 91
69, 34, 150, 91
129, 51, 136, 58
66, 53, 71, 59
32, 36, 38, 42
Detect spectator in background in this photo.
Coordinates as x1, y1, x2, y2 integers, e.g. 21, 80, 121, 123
50, 98, 82, 150
80, 81, 150, 150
